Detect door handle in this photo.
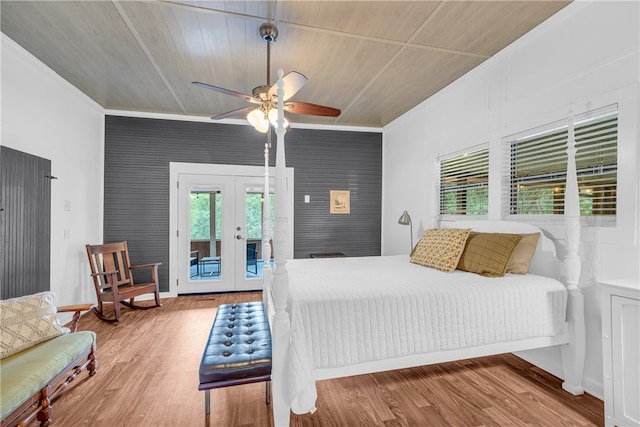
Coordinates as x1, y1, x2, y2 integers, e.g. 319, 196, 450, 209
236, 235, 243, 240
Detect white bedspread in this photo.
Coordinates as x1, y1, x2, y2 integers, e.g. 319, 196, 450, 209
284, 255, 567, 414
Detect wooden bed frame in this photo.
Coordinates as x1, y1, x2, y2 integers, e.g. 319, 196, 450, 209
263, 70, 586, 426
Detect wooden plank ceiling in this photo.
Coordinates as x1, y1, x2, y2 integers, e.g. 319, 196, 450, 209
1, 1, 570, 128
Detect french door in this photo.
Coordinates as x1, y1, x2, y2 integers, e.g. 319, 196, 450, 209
169, 163, 293, 297
176, 173, 274, 294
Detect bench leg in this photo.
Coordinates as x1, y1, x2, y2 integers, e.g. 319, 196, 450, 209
266, 380, 271, 404
204, 389, 210, 415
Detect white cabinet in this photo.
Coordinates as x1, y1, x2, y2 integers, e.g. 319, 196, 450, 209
600, 279, 640, 427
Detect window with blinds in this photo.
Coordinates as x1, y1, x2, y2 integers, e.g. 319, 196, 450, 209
506, 106, 617, 220
439, 145, 489, 216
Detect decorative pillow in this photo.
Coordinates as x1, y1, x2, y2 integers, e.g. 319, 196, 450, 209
410, 228, 471, 273
0, 291, 68, 359
507, 233, 540, 274
457, 232, 523, 277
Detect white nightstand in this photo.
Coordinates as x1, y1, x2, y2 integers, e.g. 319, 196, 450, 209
599, 279, 640, 427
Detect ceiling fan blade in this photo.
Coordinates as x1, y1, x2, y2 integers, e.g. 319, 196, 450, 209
210, 106, 256, 120
285, 101, 341, 117
192, 81, 261, 104
268, 71, 308, 101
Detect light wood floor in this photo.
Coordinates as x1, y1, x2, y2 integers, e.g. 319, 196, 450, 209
47, 292, 603, 427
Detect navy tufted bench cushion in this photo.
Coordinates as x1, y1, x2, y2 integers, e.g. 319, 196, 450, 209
198, 302, 272, 417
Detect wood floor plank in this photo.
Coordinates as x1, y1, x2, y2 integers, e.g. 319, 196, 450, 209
384, 369, 432, 409
370, 373, 427, 424
43, 293, 603, 427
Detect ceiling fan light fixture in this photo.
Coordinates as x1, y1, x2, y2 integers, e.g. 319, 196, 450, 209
268, 108, 289, 129
247, 108, 269, 132
247, 108, 262, 126
248, 109, 269, 133
254, 121, 269, 133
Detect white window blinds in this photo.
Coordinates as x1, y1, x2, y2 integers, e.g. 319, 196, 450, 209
439, 145, 489, 216
506, 106, 617, 219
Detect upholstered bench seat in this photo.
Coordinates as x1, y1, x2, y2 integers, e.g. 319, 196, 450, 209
1, 331, 97, 424
198, 302, 271, 418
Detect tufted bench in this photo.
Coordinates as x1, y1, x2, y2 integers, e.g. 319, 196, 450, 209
198, 302, 272, 419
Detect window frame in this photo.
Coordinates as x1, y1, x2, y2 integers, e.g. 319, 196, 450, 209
503, 105, 618, 227
438, 143, 489, 218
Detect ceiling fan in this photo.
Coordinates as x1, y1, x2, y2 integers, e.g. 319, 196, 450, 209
192, 23, 341, 132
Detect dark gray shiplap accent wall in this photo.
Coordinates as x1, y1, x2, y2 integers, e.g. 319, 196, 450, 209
286, 128, 382, 257
0, 146, 51, 299
104, 116, 381, 292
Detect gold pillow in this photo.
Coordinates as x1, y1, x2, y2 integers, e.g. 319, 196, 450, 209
410, 228, 471, 273
507, 233, 540, 274
457, 232, 523, 277
0, 292, 68, 359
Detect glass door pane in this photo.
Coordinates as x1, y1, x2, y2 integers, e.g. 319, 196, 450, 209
235, 177, 274, 291
244, 192, 275, 278
189, 190, 222, 280
178, 173, 235, 294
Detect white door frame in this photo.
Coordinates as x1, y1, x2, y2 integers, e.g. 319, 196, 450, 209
169, 162, 294, 297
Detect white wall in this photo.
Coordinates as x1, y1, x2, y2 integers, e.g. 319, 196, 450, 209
382, 1, 640, 399
1, 34, 105, 309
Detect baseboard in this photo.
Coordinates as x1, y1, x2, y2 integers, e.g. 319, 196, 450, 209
514, 350, 603, 400
582, 375, 604, 401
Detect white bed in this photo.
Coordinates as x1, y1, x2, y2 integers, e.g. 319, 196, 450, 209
285, 252, 568, 414
263, 71, 586, 426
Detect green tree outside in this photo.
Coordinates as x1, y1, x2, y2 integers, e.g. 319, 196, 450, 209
190, 192, 273, 240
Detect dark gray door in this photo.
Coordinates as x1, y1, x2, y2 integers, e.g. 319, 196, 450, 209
0, 146, 52, 299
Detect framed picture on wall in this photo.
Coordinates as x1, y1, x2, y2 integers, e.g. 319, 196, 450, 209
330, 190, 350, 214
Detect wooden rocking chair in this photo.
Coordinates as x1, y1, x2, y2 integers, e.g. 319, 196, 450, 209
85, 241, 162, 322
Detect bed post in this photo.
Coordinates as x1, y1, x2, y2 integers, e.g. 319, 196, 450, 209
271, 69, 292, 426
262, 131, 273, 312
560, 111, 586, 395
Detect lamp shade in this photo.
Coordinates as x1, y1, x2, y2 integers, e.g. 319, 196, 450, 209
398, 210, 412, 225
247, 109, 263, 127
254, 118, 269, 133
398, 210, 413, 252
248, 109, 269, 133
268, 108, 289, 129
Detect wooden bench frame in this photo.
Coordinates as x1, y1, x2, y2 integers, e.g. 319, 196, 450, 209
1, 305, 97, 427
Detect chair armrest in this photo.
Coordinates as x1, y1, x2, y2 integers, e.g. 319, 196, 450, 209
57, 304, 94, 332
58, 304, 94, 313
129, 263, 162, 269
